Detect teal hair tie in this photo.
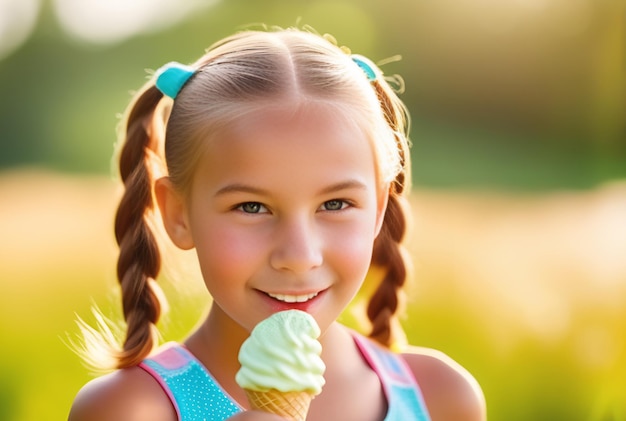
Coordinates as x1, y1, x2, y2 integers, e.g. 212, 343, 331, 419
154, 61, 195, 99
351, 54, 378, 82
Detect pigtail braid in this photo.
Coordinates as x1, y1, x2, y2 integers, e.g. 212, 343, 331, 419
367, 193, 408, 347
113, 85, 166, 368
366, 78, 411, 349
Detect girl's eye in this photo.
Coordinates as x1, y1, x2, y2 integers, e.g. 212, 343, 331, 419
322, 200, 348, 211
237, 202, 266, 214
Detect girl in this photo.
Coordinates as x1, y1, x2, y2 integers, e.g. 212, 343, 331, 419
69, 27, 485, 421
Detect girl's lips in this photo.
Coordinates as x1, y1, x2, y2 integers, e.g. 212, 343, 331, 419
258, 288, 327, 312
266, 291, 319, 303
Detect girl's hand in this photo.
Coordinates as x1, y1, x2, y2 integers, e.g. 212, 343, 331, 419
226, 410, 288, 421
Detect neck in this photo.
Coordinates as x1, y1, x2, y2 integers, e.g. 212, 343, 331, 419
185, 304, 250, 404
319, 322, 361, 373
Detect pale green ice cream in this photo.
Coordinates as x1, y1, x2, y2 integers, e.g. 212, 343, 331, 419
236, 310, 326, 394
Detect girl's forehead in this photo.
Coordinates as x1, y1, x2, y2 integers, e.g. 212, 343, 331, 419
191, 101, 380, 189
181, 97, 391, 193
217, 98, 369, 141
220, 104, 367, 152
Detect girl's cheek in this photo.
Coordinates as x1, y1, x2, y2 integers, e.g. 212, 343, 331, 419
328, 225, 377, 271
197, 225, 266, 275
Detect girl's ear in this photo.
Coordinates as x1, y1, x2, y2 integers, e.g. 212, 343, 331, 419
374, 183, 390, 237
154, 177, 195, 250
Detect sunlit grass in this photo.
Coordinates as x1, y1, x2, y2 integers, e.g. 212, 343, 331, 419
0, 169, 624, 420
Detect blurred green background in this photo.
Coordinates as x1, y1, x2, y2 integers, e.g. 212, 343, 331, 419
0, 0, 625, 420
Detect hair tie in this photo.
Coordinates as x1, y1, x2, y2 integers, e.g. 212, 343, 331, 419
351, 54, 378, 82
154, 62, 195, 99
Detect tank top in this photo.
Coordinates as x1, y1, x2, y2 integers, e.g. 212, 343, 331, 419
139, 333, 431, 421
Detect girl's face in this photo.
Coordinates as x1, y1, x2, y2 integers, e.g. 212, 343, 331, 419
167, 102, 387, 334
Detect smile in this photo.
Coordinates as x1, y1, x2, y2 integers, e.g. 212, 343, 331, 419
266, 292, 319, 303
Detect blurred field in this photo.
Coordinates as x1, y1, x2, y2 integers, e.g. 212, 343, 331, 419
1, 169, 625, 420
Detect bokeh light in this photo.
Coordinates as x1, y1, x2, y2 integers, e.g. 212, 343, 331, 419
51, 0, 219, 44
0, 0, 40, 60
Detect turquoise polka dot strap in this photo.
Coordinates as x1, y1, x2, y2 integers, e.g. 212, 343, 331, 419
140, 343, 242, 421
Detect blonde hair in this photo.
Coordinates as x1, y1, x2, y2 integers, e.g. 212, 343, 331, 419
99, 27, 411, 369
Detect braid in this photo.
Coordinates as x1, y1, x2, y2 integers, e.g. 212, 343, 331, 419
113, 85, 166, 368
366, 78, 411, 349
367, 193, 408, 347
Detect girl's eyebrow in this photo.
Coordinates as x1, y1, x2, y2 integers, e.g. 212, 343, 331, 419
214, 180, 368, 197
318, 180, 368, 195
214, 183, 269, 197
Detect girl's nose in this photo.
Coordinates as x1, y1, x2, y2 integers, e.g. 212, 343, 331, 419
269, 216, 323, 273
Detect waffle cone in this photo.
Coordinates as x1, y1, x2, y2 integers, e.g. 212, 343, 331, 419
244, 389, 313, 421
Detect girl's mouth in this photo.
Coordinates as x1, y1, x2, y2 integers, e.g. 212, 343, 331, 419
260, 289, 326, 312
265, 291, 319, 303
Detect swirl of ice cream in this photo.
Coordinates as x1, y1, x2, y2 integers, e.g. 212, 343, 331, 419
236, 310, 326, 395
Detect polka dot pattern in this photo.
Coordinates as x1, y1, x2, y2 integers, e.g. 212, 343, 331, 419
140, 344, 242, 420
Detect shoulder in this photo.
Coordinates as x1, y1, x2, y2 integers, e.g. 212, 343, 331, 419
402, 346, 486, 421
68, 366, 177, 421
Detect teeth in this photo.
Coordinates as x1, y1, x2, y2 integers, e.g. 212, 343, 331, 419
267, 292, 319, 303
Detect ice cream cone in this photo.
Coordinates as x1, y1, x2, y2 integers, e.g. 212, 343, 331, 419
245, 389, 313, 421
